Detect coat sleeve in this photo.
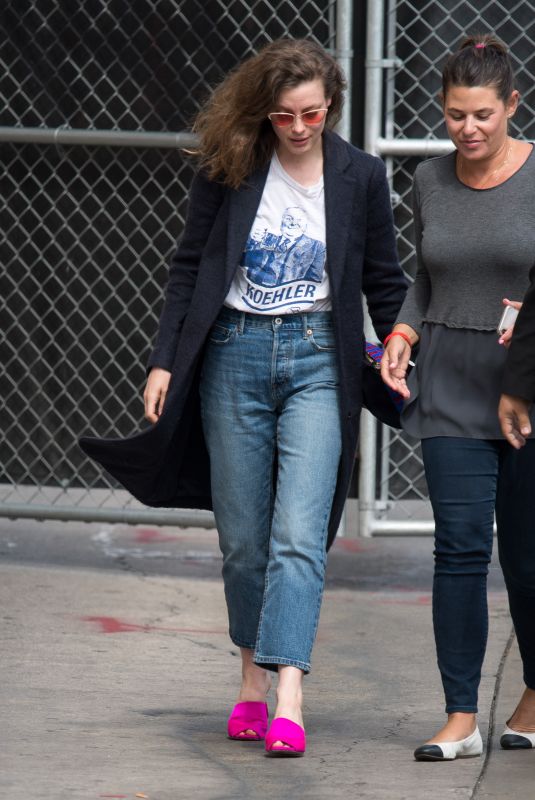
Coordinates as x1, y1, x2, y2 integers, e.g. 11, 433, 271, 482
147, 171, 226, 371
361, 156, 408, 343
501, 263, 535, 400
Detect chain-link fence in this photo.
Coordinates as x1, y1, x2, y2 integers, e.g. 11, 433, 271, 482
1, 0, 339, 525
4, 0, 535, 533
358, 0, 535, 534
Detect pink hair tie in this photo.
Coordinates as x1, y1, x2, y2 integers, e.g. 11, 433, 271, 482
475, 43, 486, 49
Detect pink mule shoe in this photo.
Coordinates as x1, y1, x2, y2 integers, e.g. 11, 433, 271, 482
265, 717, 306, 757
227, 701, 269, 741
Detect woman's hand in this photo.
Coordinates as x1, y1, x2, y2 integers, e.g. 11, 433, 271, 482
498, 393, 532, 448
498, 298, 523, 348
380, 325, 418, 400
143, 367, 172, 423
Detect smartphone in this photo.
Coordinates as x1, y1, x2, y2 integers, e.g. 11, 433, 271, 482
497, 305, 519, 334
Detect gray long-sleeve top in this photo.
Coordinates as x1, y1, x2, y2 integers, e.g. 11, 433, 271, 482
397, 149, 535, 335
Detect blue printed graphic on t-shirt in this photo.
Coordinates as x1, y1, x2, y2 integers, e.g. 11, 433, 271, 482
240, 206, 326, 311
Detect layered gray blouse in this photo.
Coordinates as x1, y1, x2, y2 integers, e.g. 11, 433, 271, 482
397, 147, 535, 439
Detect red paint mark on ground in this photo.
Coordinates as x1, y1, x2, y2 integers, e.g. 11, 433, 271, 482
81, 616, 226, 634
83, 617, 152, 633
376, 594, 431, 605
134, 528, 182, 543
388, 585, 419, 592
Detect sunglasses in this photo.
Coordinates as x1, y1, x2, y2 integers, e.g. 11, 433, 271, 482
267, 108, 328, 127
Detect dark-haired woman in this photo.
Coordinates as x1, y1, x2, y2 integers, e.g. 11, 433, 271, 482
381, 33, 535, 760
80, 38, 406, 756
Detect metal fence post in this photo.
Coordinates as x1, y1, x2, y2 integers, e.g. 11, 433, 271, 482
357, 411, 377, 537
333, 0, 354, 538
336, 0, 353, 142
356, 0, 386, 537
364, 0, 385, 156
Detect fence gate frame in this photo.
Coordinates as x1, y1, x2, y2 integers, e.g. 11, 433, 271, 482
5, 0, 532, 535
0, 0, 354, 531
358, 0, 535, 535
357, 0, 451, 537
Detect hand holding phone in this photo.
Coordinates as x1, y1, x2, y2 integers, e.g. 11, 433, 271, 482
497, 304, 519, 334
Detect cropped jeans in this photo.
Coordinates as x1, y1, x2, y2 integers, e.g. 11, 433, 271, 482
199, 307, 342, 673
422, 437, 535, 713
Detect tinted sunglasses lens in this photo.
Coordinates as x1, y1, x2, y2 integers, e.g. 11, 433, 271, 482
270, 113, 294, 127
302, 109, 326, 124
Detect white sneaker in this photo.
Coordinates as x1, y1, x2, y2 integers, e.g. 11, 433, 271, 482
414, 726, 483, 761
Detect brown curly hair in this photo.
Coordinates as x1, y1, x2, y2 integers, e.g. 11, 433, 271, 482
192, 38, 346, 189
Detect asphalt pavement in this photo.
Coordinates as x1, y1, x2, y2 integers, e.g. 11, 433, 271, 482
1, 517, 532, 799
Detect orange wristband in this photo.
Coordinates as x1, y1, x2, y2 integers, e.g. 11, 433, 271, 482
383, 331, 412, 347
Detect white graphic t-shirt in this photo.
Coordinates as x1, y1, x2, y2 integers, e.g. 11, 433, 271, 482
224, 151, 330, 314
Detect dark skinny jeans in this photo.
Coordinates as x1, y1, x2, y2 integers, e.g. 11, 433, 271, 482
422, 436, 535, 714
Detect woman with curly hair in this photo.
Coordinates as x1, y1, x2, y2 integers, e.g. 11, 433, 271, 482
81, 38, 406, 756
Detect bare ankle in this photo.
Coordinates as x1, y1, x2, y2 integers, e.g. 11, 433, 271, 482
273, 666, 304, 727
237, 649, 271, 702
238, 673, 271, 701
276, 684, 302, 706
508, 687, 535, 730
447, 712, 476, 723
427, 712, 477, 743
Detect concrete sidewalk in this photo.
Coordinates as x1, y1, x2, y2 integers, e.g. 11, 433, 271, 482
1, 520, 531, 799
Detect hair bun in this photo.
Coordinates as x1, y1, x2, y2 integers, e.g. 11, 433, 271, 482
460, 33, 508, 55
442, 31, 515, 102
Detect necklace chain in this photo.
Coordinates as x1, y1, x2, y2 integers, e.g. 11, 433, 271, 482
459, 140, 513, 188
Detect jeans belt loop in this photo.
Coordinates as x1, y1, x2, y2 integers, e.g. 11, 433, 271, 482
302, 312, 308, 338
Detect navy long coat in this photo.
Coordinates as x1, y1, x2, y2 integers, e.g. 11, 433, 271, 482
80, 129, 407, 550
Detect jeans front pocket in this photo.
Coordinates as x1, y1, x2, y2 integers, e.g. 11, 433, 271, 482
307, 328, 336, 352
208, 321, 236, 345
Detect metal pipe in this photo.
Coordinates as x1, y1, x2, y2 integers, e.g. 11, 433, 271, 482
0, 127, 454, 159
376, 137, 454, 156
336, 0, 353, 142
370, 519, 434, 535
379, 425, 391, 503
0, 503, 215, 528
0, 126, 198, 149
364, 0, 386, 154
357, 410, 378, 538
384, 0, 397, 184
357, 0, 385, 536
370, 519, 497, 536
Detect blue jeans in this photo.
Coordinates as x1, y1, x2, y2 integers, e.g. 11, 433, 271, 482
422, 437, 535, 713
199, 307, 342, 673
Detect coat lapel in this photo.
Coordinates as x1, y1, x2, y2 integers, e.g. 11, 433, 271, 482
323, 130, 358, 295
225, 166, 270, 288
